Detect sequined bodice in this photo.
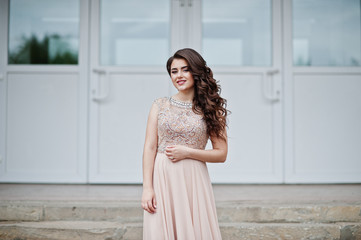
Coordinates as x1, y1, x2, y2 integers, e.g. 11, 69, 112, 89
154, 97, 208, 153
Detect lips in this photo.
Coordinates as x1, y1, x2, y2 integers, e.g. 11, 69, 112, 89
177, 80, 186, 85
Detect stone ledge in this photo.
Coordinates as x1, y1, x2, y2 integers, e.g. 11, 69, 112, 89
1, 200, 360, 224
0, 221, 142, 240
0, 221, 360, 240
220, 222, 361, 240
217, 203, 361, 223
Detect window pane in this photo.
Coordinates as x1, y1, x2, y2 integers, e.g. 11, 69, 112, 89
202, 0, 272, 66
8, 0, 79, 65
100, 0, 170, 66
293, 0, 361, 66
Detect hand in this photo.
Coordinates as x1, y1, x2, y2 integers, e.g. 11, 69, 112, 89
165, 145, 190, 162
141, 188, 157, 214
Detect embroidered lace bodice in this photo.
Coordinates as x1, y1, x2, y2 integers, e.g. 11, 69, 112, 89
154, 97, 209, 153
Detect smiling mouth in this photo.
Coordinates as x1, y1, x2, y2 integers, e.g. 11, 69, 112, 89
177, 80, 186, 85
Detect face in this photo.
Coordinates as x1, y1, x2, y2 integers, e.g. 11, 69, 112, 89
170, 58, 195, 92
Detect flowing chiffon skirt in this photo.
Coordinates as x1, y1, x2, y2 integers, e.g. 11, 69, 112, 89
143, 153, 222, 240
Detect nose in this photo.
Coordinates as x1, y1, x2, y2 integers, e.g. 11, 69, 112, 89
176, 71, 183, 78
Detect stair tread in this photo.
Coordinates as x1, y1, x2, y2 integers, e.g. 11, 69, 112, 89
1, 201, 360, 223
1, 221, 360, 240
1, 220, 361, 227
1, 199, 360, 206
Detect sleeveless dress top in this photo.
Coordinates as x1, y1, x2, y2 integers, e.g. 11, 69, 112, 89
143, 97, 222, 240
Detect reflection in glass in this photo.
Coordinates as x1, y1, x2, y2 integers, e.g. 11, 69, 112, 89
101, 0, 170, 66
293, 0, 361, 66
202, 0, 272, 66
8, 0, 79, 64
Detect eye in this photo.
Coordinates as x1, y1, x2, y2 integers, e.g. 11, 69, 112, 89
171, 71, 177, 74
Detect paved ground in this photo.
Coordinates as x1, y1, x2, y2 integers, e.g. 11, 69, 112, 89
0, 184, 360, 204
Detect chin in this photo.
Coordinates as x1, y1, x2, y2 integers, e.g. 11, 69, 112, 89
178, 87, 189, 92
179, 85, 194, 91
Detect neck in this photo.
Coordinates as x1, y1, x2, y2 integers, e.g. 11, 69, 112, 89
174, 89, 194, 102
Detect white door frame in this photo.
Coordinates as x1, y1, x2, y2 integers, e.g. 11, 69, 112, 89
88, 0, 285, 184
0, 0, 89, 183
0, 0, 8, 173
88, 0, 172, 183
283, 0, 361, 183
206, 0, 284, 183
171, 0, 202, 53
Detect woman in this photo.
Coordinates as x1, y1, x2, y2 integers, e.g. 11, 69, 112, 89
142, 48, 228, 240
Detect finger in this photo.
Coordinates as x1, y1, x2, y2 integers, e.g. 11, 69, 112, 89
153, 198, 157, 209
147, 200, 155, 213
142, 202, 152, 213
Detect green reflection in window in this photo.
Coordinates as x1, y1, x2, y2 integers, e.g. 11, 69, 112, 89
293, 0, 361, 66
8, 0, 79, 64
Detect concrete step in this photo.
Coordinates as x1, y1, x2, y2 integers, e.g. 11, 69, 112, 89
1, 200, 360, 224
0, 221, 360, 240
0, 221, 142, 240
217, 202, 361, 224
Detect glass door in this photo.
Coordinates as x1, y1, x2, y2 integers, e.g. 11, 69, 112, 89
202, 0, 284, 183
88, 0, 284, 183
0, 0, 88, 183
284, 0, 361, 183
88, 0, 172, 183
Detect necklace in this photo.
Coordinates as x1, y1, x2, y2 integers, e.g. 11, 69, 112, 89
169, 97, 193, 108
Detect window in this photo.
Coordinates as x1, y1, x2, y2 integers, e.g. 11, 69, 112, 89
293, 0, 361, 66
202, 0, 272, 66
8, 0, 79, 64
100, 0, 170, 66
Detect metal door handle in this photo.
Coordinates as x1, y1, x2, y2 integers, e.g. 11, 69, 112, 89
92, 68, 110, 101
263, 69, 280, 102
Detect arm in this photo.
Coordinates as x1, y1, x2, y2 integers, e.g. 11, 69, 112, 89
165, 129, 228, 163
141, 102, 158, 214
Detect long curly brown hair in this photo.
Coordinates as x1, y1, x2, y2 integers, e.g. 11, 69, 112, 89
166, 48, 229, 140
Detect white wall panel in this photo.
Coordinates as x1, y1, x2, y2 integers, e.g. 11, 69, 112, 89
89, 73, 169, 183
207, 73, 283, 183
289, 73, 361, 182
2, 73, 84, 182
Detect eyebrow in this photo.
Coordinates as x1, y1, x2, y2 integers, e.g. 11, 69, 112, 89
171, 66, 189, 71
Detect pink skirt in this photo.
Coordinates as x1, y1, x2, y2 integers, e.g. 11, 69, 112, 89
143, 153, 222, 240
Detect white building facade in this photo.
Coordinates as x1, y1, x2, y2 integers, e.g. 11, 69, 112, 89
0, 0, 360, 184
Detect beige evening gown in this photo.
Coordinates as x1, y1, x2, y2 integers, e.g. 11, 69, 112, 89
143, 97, 222, 240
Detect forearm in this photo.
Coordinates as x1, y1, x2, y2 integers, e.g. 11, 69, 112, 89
187, 148, 227, 163
142, 146, 157, 189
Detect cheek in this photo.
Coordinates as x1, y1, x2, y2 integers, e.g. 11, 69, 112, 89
170, 76, 178, 88
170, 74, 177, 82
187, 74, 195, 85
